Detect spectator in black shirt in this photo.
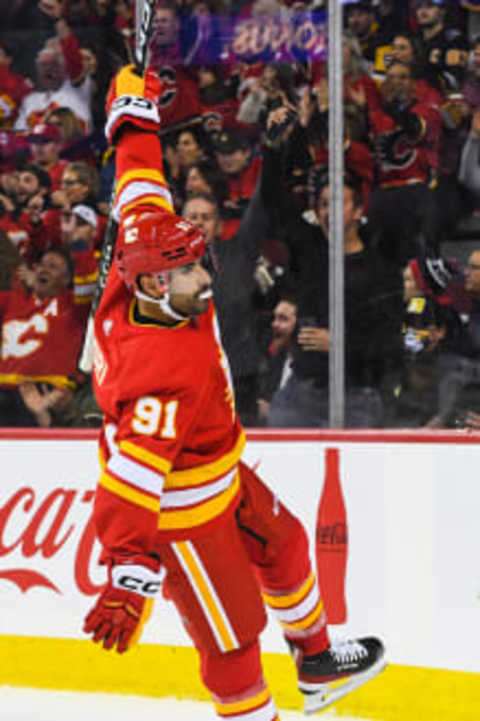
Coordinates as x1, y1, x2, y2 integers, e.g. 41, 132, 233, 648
261, 107, 404, 427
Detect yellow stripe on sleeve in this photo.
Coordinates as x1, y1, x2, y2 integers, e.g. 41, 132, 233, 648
165, 432, 245, 487
116, 168, 169, 195
262, 572, 315, 609
119, 440, 171, 475
120, 196, 173, 215
158, 473, 240, 530
99, 472, 160, 512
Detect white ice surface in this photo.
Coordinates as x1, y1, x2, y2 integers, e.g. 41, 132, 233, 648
0, 687, 371, 721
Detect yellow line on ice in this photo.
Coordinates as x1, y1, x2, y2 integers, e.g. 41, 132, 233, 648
1, 636, 479, 721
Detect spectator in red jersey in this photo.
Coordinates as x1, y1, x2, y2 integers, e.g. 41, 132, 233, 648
149, 3, 203, 130
0, 246, 87, 426
368, 59, 442, 264
27, 123, 69, 192
196, 64, 241, 137
0, 38, 34, 129
212, 128, 262, 241
60, 202, 99, 307
277, 67, 375, 214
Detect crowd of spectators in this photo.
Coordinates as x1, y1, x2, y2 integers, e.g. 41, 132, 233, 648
3, 0, 480, 429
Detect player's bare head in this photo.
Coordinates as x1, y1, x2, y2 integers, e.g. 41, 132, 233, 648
117, 211, 212, 321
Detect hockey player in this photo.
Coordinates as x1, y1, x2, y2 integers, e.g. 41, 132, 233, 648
82, 65, 386, 718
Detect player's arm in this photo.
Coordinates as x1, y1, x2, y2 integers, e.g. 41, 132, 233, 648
83, 386, 198, 653
106, 65, 174, 223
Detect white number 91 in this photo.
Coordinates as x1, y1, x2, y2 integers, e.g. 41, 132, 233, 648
132, 396, 178, 438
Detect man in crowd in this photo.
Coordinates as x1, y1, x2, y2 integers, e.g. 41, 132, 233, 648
182, 190, 266, 426
261, 105, 404, 427
257, 295, 298, 425
28, 122, 68, 192
368, 59, 442, 262
0, 247, 87, 426
213, 129, 262, 241
413, 0, 469, 94
60, 203, 99, 307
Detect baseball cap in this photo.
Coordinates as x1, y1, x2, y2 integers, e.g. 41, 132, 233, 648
28, 123, 61, 144
72, 204, 98, 229
213, 129, 250, 155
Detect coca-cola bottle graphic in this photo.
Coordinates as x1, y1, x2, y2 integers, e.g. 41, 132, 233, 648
315, 447, 348, 624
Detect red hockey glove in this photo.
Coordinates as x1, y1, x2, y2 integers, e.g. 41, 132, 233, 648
83, 554, 165, 653
105, 64, 161, 146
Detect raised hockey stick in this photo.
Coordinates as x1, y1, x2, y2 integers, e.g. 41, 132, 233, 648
78, 0, 157, 373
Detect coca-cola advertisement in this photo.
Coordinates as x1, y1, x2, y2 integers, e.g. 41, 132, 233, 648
0, 434, 105, 639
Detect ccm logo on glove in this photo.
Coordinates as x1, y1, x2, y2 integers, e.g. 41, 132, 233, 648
112, 563, 165, 597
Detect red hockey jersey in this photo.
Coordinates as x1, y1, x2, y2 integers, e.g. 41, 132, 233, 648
0, 288, 86, 388
91, 125, 244, 557
370, 97, 441, 187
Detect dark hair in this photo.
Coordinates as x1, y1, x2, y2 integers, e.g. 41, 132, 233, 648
182, 191, 219, 216
276, 292, 298, 310
175, 124, 211, 154
20, 164, 52, 191
390, 33, 425, 79
309, 167, 363, 210
42, 246, 75, 288
186, 158, 228, 206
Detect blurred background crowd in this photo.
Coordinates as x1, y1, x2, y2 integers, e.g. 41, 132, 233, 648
2, 0, 480, 429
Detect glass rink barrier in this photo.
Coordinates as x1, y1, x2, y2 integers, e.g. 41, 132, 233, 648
1, 428, 479, 721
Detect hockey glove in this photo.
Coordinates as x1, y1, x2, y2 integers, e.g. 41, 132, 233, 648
83, 554, 165, 653
105, 64, 161, 146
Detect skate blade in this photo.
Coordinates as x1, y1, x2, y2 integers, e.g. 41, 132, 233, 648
301, 656, 387, 715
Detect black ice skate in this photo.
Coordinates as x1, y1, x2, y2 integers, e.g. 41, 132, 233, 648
296, 637, 386, 714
